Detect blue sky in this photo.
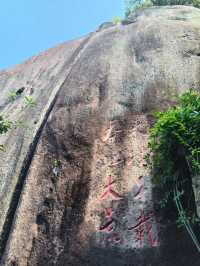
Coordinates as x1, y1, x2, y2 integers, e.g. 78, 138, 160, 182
0, 0, 124, 70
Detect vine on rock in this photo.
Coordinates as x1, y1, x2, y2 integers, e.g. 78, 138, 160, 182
146, 90, 200, 251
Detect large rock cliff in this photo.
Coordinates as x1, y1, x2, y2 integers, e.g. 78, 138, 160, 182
0, 5, 200, 266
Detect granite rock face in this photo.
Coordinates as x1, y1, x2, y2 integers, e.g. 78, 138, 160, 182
1, 5, 200, 266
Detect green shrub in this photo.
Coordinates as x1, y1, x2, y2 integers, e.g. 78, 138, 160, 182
0, 115, 12, 134
24, 96, 36, 107
147, 90, 200, 251
0, 115, 12, 151
8, 91, 18, 101
149, 90, 200, 185
193, 0, 200, 7
8, 87, 25, 102
112, 16, 121, 24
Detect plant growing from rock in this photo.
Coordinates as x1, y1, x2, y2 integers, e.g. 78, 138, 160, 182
125, 0, 199, 17
0, 115, 12, 151
8, 87, 25, 102
24, 96, 36, 107
147, 90, 200, 252
112, 16, 121, 24
8, 91, 18, 101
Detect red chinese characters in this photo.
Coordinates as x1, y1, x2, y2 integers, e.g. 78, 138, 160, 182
99, 174, 123, 245
97, 123, 160, 248
99, 208, 115, 233
99, 207, 122, 245
100, 175, 123, 201
128, 211, 159, 247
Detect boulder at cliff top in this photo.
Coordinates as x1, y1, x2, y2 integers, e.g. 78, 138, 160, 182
1, 5, 200, 266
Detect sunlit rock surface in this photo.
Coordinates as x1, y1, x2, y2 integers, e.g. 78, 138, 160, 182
1, 5, 200, 266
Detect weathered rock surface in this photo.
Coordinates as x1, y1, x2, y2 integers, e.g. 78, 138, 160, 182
0, 5, 200, 266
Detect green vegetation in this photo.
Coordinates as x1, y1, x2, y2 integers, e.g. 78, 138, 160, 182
0, 115, 12, 134
8, 87, 25, 102
193, 0, 200, 7
151, 0, 191, 5
174, 183, 200, 251
125, 0, 152, 16
24, 96, 37, 107
125, 0, 200, 17
8, 88, 37, 108
112, 16, 121, 24
53, 159, 61, 167
8, 91, 18, 101
149, 90, 200, 184
147, 90, 200, 251
2, 89, 37, 150
0, 115, 12, 151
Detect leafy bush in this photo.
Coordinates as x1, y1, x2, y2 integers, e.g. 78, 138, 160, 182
193, 0, 200, 7
0, 115, 12, 134
8, 87, 25, 102
112, 16, 121, 24
24, 96, 36, 107
8, 91, 18, 101
0, 115, 12, 151
149, 90, 200, 185
147, 90, 200, 251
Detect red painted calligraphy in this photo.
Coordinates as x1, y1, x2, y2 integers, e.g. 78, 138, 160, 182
99, 208, 115, 233
128, 211, 159, 247
100, 175, 123, 201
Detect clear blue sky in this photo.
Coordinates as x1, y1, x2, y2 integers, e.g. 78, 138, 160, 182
0, 0, 124, 70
